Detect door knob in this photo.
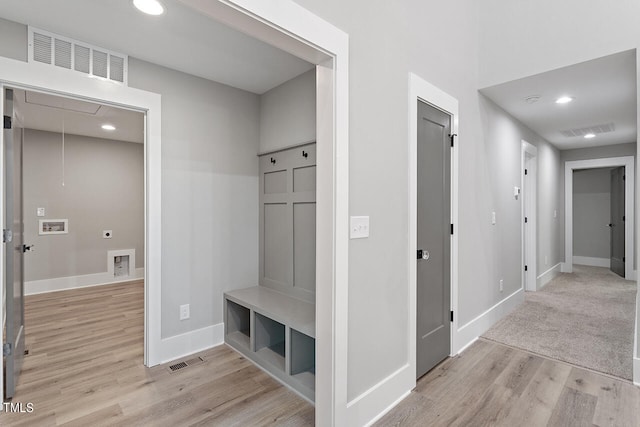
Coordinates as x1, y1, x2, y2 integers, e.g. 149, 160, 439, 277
417, 249, 430, 260
22, 244, 34, 253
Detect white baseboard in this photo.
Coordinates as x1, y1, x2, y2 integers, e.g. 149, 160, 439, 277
453, 288, 524, 355
537, 263, 562, 290
634, 357, 640, 386
346, 364, 414, 427
573, 256, 610, 268
160, 322, 224, 364
25, 268, 145, 295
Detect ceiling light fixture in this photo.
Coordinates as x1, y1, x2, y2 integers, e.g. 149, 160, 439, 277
584, 133, 596, 139
555, 96, 573, 104
102, 124, 116, 131
133, 0, 165, 16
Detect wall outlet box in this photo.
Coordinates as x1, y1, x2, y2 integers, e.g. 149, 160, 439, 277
350, 216, 370, 239
103, 230, 113, 239
36, 207, 45, 217
180, 304, 190, 320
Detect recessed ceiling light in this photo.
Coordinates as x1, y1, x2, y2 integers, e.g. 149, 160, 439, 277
133, 0, 165, 15
555, 96, 573, 104
102, 124, 116, 131
584, 133, 596, 139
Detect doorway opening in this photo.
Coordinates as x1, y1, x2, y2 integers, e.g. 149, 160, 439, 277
564, 157, 635, 280
3, 86, 146, 399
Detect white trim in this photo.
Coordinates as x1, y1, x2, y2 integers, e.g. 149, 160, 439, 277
634, 357, 640, 386
362, 390, 411, 427
454, 288, 524, 353
0, 57, 161, 404
25, 268, 144, 295
175, 2, 350, 424
408, 72, 460, 406
107, 249, 136, 278
536, 262, 562, 290
521, 141, 537, 291
346, 364, 414, 427
160, 323, 225, 364
572, 256, 610, 268
564, 157, 634, 280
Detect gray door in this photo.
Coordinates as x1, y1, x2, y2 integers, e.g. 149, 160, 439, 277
416, 100, 451, 379
610, 166, 625, 277
3, 88, 26, 398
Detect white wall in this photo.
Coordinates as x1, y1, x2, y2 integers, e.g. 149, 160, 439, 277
573, 169, 611, 260
259, 69, 315, 153
479, 96, 563, 283
23, 130, 144, 281
127, 58, 260, 339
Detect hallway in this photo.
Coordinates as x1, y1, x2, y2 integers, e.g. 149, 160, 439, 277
484, 265, 636, 380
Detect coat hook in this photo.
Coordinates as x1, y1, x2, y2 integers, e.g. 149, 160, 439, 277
270, 157, 276, 164
302, 150, 308, 158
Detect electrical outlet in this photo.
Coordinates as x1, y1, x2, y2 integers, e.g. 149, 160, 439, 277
36, 207, 45, 217
499, 279, 504, 292
554, 210, 557, 218
180, 304, 190, 320
491, 211, 496, 225
103, 230, 113, 239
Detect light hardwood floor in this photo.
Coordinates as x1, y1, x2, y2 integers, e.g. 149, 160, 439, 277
3, 282, 638, 426
376, 339, 640, 427
1, 281, 313, 426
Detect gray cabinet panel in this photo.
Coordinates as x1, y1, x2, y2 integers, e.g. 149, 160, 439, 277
294, 202, 316, 293
264, 203, 291, 286
259, 143, 316, 302
293, 166, 316, 192
264, 170, 287, 194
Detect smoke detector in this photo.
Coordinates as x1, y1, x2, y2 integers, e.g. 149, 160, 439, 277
524, 95, 541, 104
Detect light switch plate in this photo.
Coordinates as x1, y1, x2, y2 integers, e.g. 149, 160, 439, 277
350, 216, 370, 239
36, 207, 45, 217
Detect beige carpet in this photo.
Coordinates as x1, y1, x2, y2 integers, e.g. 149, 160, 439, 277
482, 265, 637, 380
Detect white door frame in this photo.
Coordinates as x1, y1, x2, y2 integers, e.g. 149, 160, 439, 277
408, 73, 460, 388
564, 156, 635, 280
521, 141, 537, 291
0, 58, 163, 403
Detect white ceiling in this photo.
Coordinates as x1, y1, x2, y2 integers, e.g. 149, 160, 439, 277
0, 0, 314, 94
13, 89, 144, 143
480, 50, 637, 150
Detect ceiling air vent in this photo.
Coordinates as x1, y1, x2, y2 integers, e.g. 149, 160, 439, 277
28, 27, 128, 85
560, 123, 615, 138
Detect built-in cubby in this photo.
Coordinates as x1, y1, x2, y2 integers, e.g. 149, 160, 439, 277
224, 143, 316, 402
225, 300, 251, 352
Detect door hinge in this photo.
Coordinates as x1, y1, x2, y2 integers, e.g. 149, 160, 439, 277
524, 265, 528, 271
525, 217, 528, 223
3, 343, 11, 357
623, 257, 625, 262
3, 115, 11, 130
3, 229, 13, 243
449, 133, 457, 147
623, 215, 625, 221
450, 224, 454, 235
524, 169, 528, 175
450, 311, 454, 322
623, 175, 626, 181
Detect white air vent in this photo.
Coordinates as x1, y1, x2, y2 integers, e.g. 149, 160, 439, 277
560, 123, 615, 138
28, 27, 128, 85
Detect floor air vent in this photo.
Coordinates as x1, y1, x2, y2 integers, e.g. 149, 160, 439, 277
28, 27, 128, 85
168, 356, 204, 373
